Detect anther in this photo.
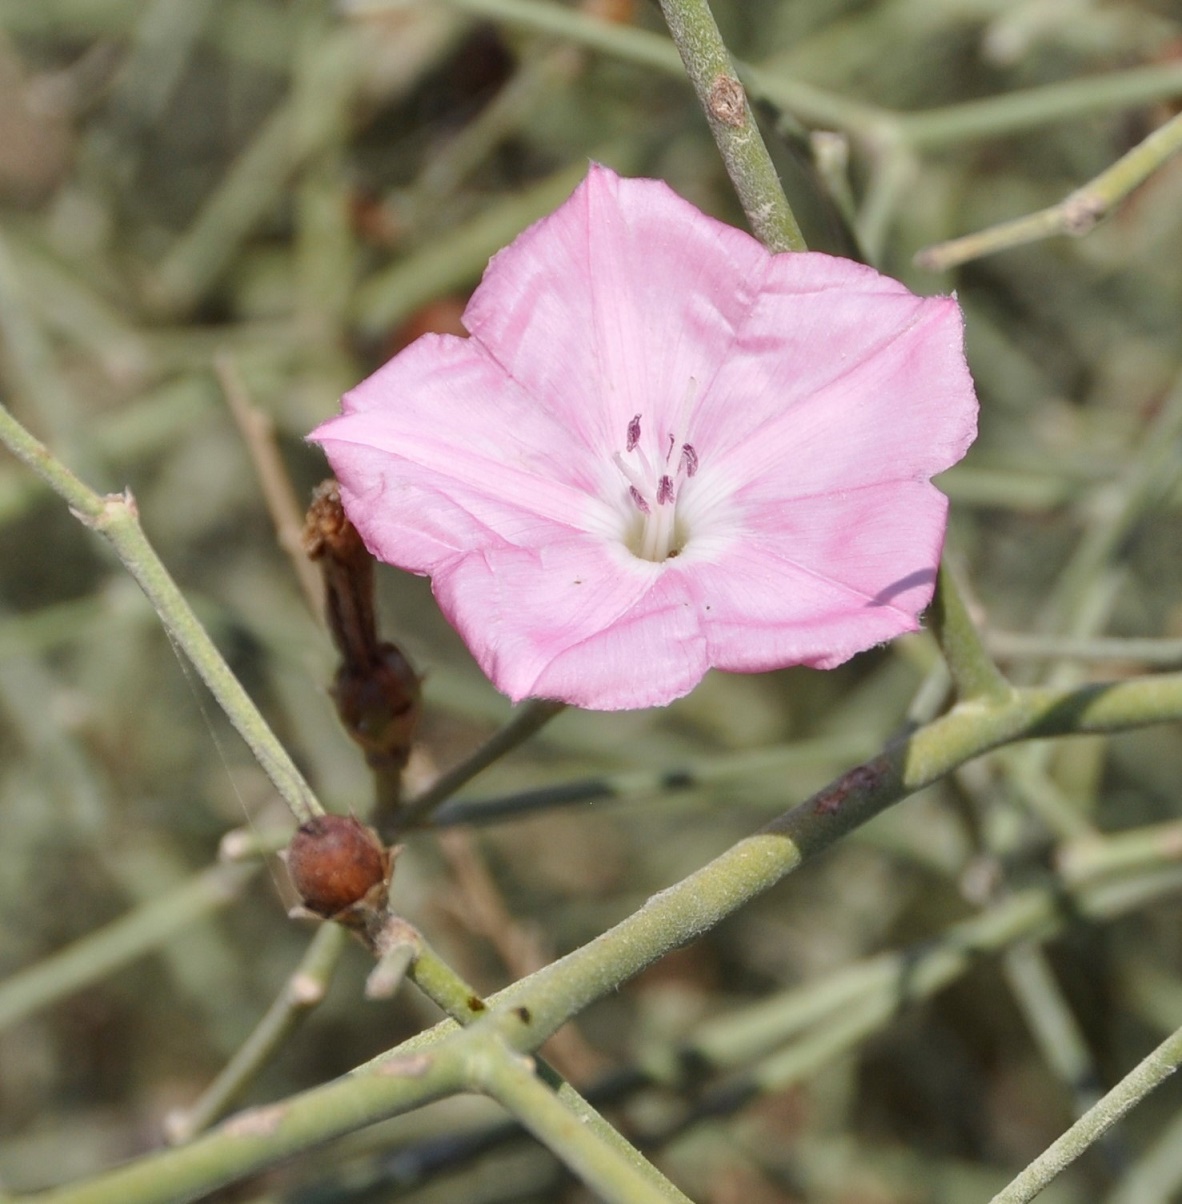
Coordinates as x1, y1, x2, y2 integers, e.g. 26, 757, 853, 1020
626, 414, 641, 452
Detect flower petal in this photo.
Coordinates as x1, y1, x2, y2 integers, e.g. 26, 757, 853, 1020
311, 165, 979, 710
432, 538, 709, 709
683, 479, 948, 671
462, 163, 772, 460
312, 335, 616, 573
700, 283, 976, 489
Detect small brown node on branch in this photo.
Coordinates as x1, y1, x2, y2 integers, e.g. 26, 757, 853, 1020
224, 1103, 287, 1138
708, 74, 746, 128
1062, 192, 1105, 236
285, 814, 396, 923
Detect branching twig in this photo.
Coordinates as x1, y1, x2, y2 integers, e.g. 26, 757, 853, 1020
917, 110, 1182, 270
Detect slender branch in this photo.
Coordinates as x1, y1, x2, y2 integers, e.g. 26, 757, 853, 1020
315, 833, 1182, 1186
476, 1044, 693, 1204
0, 862, 256, 1032
27, 1041, 470, 1204
917, 109, 1182, 270
0, 399, 325, 823
987, 632, 1182, 666
655, 0, 805, 251
397, 922, 690, 1202
926, 564, 1012, 703
18, 670, 1182, 1202
1002, 942, 1102, 1117
395, 699, 567, 832
897, 60, 1182, 148
430, 733, 874, 826
462, 670, 1182, 1047
989, 1020, 1182, 1204
164, 924, 348, 1142
215, 353, 323, 617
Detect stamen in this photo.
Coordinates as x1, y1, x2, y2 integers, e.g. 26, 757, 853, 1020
626, 414, 641, 452
613, 394, 699, 563
614, 451, 656, 517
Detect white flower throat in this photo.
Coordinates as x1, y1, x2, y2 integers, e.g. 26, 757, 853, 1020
613, 412, 699, 562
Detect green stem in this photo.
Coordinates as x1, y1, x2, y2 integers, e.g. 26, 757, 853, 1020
917, 109, 1182, 270
0, 862, 256, 1032
927, 564, 1012, 703
460, 671, 1182, 1046
164, 923, 348, 1142
476, 1043, 693, 1204
430, 734, 875, 827
990, 1020, 1182, 1204
26, 1042, 469, 1204
396, 698, 567, 832
398, 924, 692, 1203
17, 671, 1182, 1202
899, 60, 1182, 149
351, 840, 1182, 1183
656, 0, 805, 252
987, 632, 1182, 666
0, 400, 324, 823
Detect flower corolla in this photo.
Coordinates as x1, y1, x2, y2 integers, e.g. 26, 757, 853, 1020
311, 165, 978, 710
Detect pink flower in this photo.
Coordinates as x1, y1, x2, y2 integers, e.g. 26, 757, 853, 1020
311, 165, 977, 710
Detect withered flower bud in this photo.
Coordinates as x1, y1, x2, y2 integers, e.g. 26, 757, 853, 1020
303, 480, 421, 771
286, 815, 388, 918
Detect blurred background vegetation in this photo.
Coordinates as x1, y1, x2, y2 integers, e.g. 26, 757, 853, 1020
2, 0, 1182, 1200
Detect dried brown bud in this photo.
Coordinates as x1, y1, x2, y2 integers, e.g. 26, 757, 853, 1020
332, 642, 421, 769
303, 479, 422, 773
286, 815, 388, 918
302, 479, 368, 567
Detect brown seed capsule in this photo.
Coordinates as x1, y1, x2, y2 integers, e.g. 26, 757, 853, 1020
286, 816, 387, 918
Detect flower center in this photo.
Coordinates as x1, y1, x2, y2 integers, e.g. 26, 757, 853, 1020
613, 412, 699, 562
